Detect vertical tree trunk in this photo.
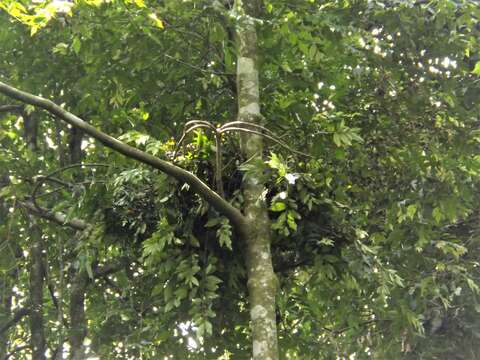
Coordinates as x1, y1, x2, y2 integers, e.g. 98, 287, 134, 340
25, 111, 46, 359
0, 277, 11, 357
69, 127, 84, 165
0, 197, 11, 358
55, 237, 64, 360
69, 271, 88, 360
23, 112, 38, 152
234, 1, 279, 359
29, 223, 46, 360
67, 108, 88, 360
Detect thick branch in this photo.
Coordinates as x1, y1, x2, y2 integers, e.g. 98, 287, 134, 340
0, 105, 23, 113
20, 201, 88, 230
0, 82, 246, 229
93, 257, 129, 278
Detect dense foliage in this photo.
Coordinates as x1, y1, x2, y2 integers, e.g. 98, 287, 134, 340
0, 0, 479, 359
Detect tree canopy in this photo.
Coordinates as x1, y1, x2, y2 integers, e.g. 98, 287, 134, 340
0, 0, 479, 359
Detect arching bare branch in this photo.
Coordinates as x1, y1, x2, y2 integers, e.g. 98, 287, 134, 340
174, 123, 216, 159
184, 119, 217, 130
219, 120, 278, 138
220, 127, 312, 158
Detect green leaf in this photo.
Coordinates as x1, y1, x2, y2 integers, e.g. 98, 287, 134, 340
72, 36, 81, 54
270, 202, 286, 212
175, 287, 188, 300
432, 207, 443, 223
267, 152, 288, 177
472, 61, 480, 75
190, 276, 199, 287
466, 278, 479, 294
206, 275, 222, 292
333, 133, 342, 147
52, 42, 69, 55
319, 238, 334, 246
148, 13, 164, 29
213, 218, 232, 250
406, 204, 417, 220
205, 218, 221, 228
287, 210, 297, 231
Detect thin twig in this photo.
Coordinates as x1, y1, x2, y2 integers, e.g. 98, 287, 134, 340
164, 54, 234, 76
220, 127, 312, 158
174, 123, 216, 158
31, 163, 110, 211
35, 180, 107, 200
184, 120, 217, 129
219, 120, 278, 138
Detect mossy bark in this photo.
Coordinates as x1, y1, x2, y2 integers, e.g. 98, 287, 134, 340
235, 1, 279, 359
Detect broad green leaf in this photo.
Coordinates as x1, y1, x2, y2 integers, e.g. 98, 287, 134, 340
270, 202, 286, 212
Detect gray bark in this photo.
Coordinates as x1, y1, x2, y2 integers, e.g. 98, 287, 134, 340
234, 1, 279, 359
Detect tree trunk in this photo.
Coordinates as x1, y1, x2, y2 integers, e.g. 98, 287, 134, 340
0, 198, 12, 358
235, 1, 279, 359
29, 223, 46, 360
23, 112, 38, 152
25, 110, 46, 360
55, 237, 64, 360
69, 127, 83, 165
0, 277, 12, 357
69, 271, 88, 360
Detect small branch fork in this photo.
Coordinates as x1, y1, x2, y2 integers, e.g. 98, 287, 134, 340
174, 120, 312, 198
15, 164, 109, 231
31, 163, 110, 212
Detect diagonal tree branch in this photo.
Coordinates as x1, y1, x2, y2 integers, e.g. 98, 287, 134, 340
93, 257, 129, 278
19, 201, 88, 231
0, 307, 30, 335
1, 345, 30, 360
0, 81, 246, 229
0, 104, 23, 113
